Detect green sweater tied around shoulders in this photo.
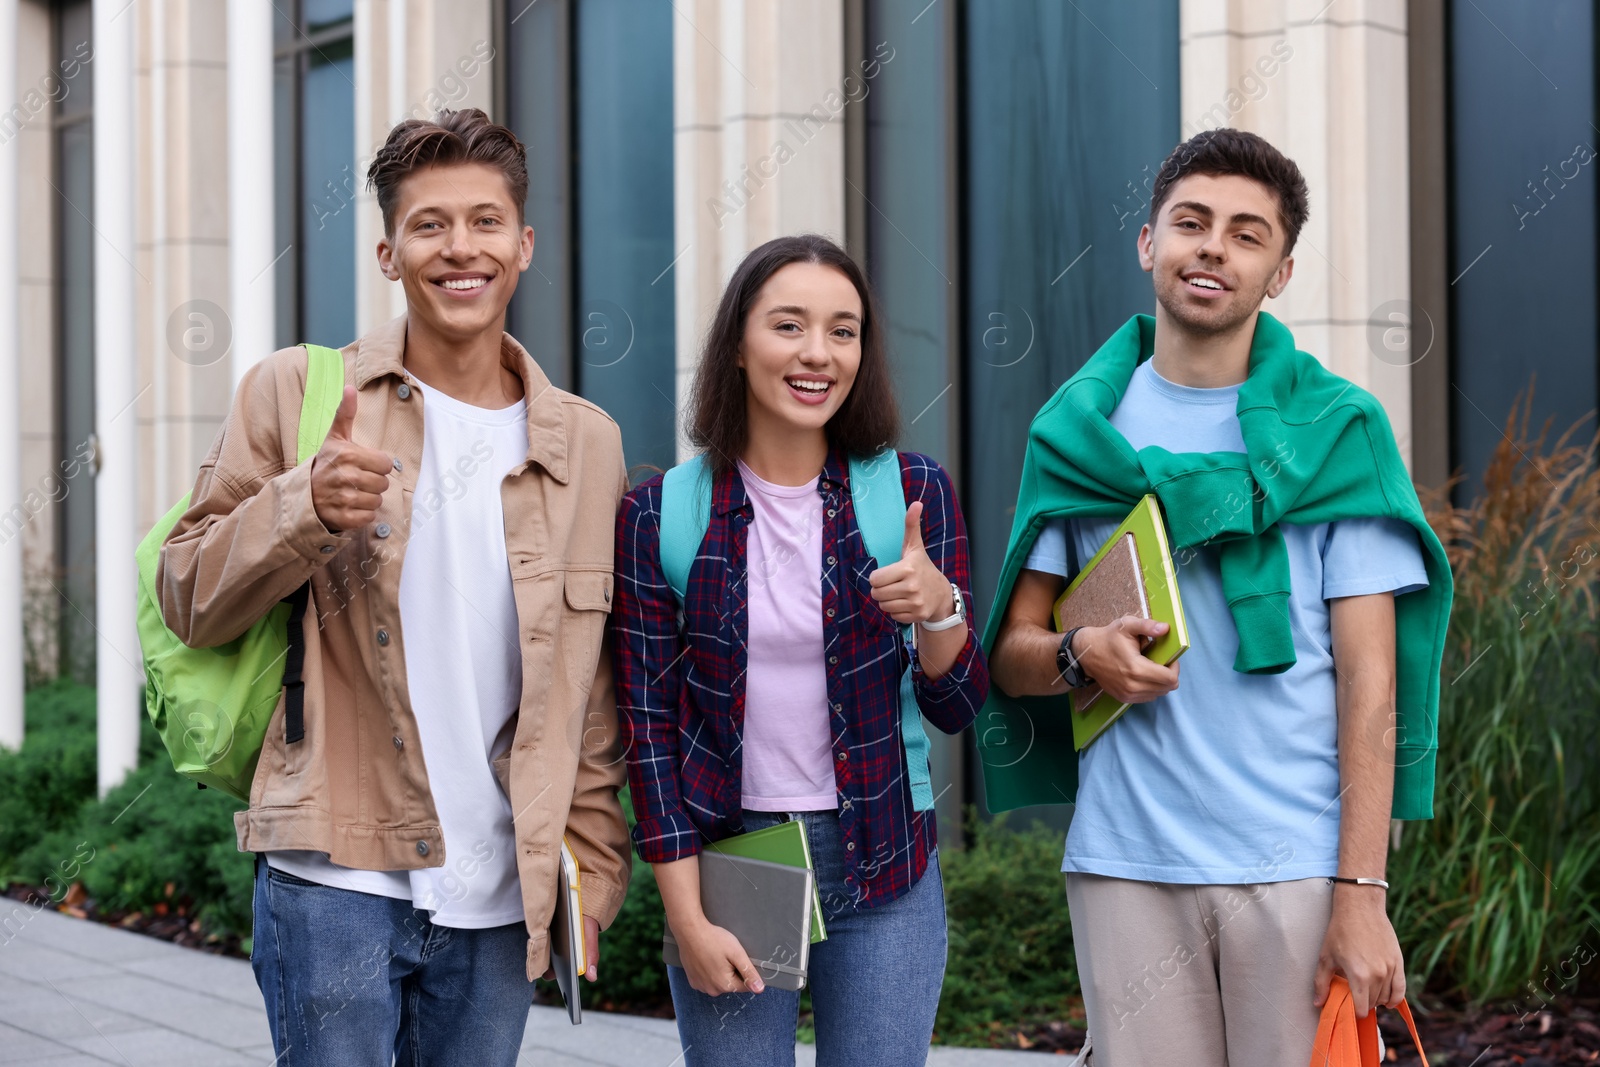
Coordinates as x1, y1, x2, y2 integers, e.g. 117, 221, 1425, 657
977, 312, 1453, 820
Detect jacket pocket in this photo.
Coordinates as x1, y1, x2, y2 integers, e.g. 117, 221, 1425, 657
560, 569, 613, 690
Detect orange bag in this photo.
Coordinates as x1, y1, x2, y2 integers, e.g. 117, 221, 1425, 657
1310, 976, 1430, 1066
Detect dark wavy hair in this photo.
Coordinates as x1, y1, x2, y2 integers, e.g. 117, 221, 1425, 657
1148, 127, 1310, 254
688, 234, 900, 479
366, 108, 529, 236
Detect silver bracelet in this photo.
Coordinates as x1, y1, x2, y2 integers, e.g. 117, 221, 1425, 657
1328, 876, 1389, 890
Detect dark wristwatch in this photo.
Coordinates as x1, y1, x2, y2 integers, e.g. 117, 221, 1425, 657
1056, 626, 1092, 689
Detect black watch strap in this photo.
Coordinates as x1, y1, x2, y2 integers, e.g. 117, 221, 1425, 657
1057, 626, 1091, 689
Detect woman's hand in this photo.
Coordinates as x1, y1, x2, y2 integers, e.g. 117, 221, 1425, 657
672, 915, 767, 996
869, 501, 955, 624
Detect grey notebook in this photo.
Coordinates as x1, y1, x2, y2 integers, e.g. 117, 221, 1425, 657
662, 852, 815, 992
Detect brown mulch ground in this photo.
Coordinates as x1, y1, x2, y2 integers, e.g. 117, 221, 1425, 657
987, 987, 1600, 1062
12, 882, 1598, 1061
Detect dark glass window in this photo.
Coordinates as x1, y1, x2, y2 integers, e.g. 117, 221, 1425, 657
274, 0, 357, 347
1448, 0, 1597, 497
961, 0, 1179, 626
502, 0, 677, 473
861, 0, 1179, 825
54, 0, 96, 681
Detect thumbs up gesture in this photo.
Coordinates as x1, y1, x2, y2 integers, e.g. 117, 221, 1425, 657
310, 385, 394, 533
868, 500, 956, 626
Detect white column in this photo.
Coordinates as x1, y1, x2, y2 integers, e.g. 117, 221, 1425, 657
0, 0, 22, 750
229, 0, 277, 384
1178, 0, 1413, 466
94, 0, 141, 794
672, 0, 847, 457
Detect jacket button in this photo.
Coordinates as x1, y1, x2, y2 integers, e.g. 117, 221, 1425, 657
416, 840, 429, 856
826, 508, 836, 518
826, 555, 836, 566
828, 656, 838, 666
392, 458, 403, 472
393, 735, 403, 750
376, 629, 390, 646
836, 751, 847, 762
397, 383, 411, 399
374, 523, 391, 538
833, 703, 843, 713
825, 608, 835, 618
846, 841, 856, 852
841, 799, 852, 810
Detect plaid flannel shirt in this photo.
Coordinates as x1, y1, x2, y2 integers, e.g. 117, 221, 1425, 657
612, 449, 988, 909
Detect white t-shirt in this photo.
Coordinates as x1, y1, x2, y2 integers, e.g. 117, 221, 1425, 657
736, 461, 837, 811
1024, 359, 1428, 884
269, 377, 529, 928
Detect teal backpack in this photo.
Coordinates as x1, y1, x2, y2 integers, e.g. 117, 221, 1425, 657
658, 449, 936, 812
134, 344, 345, 800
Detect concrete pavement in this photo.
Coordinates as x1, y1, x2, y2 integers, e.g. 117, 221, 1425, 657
0, 907, 1040, 1065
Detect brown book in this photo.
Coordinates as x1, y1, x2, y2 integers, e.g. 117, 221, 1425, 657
1051, 495, 1190, 749
1055, 533, 1150, 715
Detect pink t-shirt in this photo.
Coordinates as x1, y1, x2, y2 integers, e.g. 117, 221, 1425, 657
737, 461, 837, 811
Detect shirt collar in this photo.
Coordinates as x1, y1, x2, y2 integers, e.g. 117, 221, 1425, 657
353, 313, 571, 484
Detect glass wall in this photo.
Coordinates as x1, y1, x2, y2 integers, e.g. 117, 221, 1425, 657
274, 0, 358, 348
962, 0, 1180, 629
504, 0, 677, 473
1449, 0, 1597, 497
54, 0, 96, 681
862, 0, 1180, 826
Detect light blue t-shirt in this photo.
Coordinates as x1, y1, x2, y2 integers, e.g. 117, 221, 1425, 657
1025, 359, 1428, 884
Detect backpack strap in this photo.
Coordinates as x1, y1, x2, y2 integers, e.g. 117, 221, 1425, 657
297, 344, 346, 465
283, 344, 347, 745
659, 453, 713, 602
848, 449, 936, 814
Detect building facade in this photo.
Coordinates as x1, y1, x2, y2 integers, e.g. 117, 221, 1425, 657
1, 1, 1587, 820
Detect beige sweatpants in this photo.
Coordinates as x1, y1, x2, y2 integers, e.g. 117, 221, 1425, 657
1065, 872, 1334, 1067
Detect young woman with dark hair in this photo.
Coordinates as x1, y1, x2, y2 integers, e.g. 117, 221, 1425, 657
612, 234, 988, 1065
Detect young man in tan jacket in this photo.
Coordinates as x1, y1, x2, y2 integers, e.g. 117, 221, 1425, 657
158, 109, 631, 1065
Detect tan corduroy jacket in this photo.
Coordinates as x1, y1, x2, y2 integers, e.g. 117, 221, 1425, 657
157, 314, 631, 980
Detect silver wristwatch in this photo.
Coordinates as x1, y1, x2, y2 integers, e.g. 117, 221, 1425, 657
919, 583, 967, 632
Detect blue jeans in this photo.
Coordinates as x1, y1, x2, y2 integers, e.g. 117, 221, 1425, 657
251, 856, 534, 1066
668, 809, 948, 1067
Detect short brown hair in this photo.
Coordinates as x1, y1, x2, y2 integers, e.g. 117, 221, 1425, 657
1148, 128, 1310, 254
365, 108, 529, 235
688, 234, 900, 479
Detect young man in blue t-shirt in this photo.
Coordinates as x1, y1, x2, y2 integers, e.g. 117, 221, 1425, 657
990, 130, 1430, 1064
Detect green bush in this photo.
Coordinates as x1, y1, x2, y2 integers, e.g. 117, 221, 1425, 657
1390, 400, 1600, 1002
935, 814, 1078, 1046
6, 692, 253, 936
0, 679, 97, 879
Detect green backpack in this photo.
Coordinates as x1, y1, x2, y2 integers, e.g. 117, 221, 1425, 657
658, 449, 936, 812
134, 344, 345, 800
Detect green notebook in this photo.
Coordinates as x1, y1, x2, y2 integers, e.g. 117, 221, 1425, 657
706, 820, 827, 943
1053, 494, 1190, 750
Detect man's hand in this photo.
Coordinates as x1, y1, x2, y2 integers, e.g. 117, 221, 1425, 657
310, 385, 393, 533
869, 501, 954, 624
1072, 616, 1180, 703
541, 915, 604, 983
1314, 886, 1405, 1017
583, 915, 599, 981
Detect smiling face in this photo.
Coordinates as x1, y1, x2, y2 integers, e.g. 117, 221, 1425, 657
737, 261, 864, 440
1138, 172, 1294, 336
376, 162, 534, 343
